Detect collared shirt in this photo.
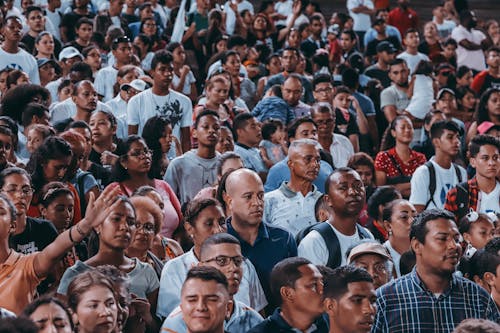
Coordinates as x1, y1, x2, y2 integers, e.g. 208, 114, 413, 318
330, 133, 355, 168
227, 219, 297, 307
444, 177, 480, 221
290, 101, 312, 118
248, 308, 329, 333
234, 143, 268, 174
372, 268, 500, 333
264, 182, 322, 237
161, 300, 263, 333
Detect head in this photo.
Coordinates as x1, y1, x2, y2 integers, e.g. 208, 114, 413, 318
282, 74, 304, 107
287, 117, 318, 141
184, 198, 225, 248
347, 153, 375, 189
193, 110, 221, 149
333, 85, 353, 111
280, 47, 299, 73
325, 168, 366, 218
347, 241, 392, 289
71, 80, 98, 113
383, 199, 417, 248
469, 135, 500, 181
388, 59, 409, 87
216, 152, 243, 181
114, 136, 152, 181
95, 196, 136, 252
38, 182, 74, 232
128, 196, 162, 253
216, 126, 235, 154
459, 211, 494, 251
150, 50, 174, 91
89, 110, 117, 145
312, 73, 334, 103
59, 131, 85, 180
481, 238, 500, 302
366, 186, 402, 222
2, 16, 23, 43
323, 265, 376, 333
75, 17, 93, 42
0, 126, 13, 167
339, 30, 357, 52
453, 318, 500, 333
35, 32, 55, 58
380, 115, 413, 151
436, 88, 457, 115
287, 139, 321, 183
459, 10, 478, 29
476, 88, 500, 124
429, 120, 461, 157
233, 113, 261, 147
221, 50, 241, 78
206, 76, 230, 107
22, 297, 73, 333
456, 86, 477, 111
25, 124, 54, 154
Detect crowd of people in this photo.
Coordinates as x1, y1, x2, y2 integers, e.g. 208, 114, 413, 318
0, 0, 499, 332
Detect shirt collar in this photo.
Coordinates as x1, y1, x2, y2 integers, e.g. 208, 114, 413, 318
235, 142, 252, 150
226, 217, 269, 244
270, 308, 321, 333
279, 182, 318, 198
410, 267, 460, 297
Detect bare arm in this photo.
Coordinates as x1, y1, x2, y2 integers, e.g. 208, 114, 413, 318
383, 105, 399, 123
375, 170, 387, 186
277, 0, 301, 42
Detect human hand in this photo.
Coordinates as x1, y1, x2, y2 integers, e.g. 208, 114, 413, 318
82, 186, 122, 231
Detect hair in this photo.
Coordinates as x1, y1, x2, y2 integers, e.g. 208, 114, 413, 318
387, 58, 407, 72
310, 102, 333, 118
476, 88, 500, 124
129, 196, 163, 234
474, 238, 500, 280
403, 27, 419, 39
82, 44, 99, 58
261, 119, 284, 141
410, 209, 456, 244
68, 62, 93, 81
21, 296, 74, 330
21, 103, 48, 128
194, 109, 219, 129
183, 266, 229, 292
135, 33, 153, 55
323, 265, 373, 299
314, 194, 330, 221
216, 151, 242, 177
380, 115, 412, 151
67, 270, 117, 312
312, 73, 333, 91
458, 212, 492, 234
382, 198, 411, 224
113, 65, 140, 96
347, 153, 375, 181
270, 257, 312, 305
456, 65, 470, 80
25, 124, 55, 145
469, 134, 500, 158
227, 35, 247, 49
453, 318, 500, 333
0, 317, 38, 333
39, 181, 74, 208
184, 198, 222, 226
342, 67, 359, 90
6, 70, 27, 90
366, 187, 401, 221
414, 60, 434, 76
200, 233, 240, 258
429, 120, 461, 140
287, 117, 317, 139
221, 50, 239, 65
151, 50, 173, 71
141, 116, 170, 179
340, 29, 357, 41
110, 135, 147, 182
399, 250, 416, 275
91, 109, 117, 129
75, 17, 93, 30
232, 113, 255, 141
25, 5, 43, 17
57, 79, 72, 94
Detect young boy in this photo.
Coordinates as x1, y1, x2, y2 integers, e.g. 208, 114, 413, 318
396, 28, 430, 74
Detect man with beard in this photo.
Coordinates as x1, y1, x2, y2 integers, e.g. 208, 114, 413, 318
380, 59, 411, 124
161, 233, 264, 332
298, 168, 374, 269
21, 6, 62, 55
372, 209, 500, 332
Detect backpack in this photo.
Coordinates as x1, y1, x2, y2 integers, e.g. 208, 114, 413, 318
424, 161, 463, 209
454, 181, 470, 220
296, 222, 371, 269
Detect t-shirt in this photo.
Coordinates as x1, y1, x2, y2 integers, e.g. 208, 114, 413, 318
172, 71, 196, 96
127, 88, 193, 138
374, 148, 427, 178
234, 143, 267, 174
380, 84, 410, 112
94, 66, 119, 102
364, 64, 391, 88
435, 19, 456, 40
396, 51, 430, 75
478, 182, 500, 215
9, 217, 58, 254
347, 0, 374, 32
330, 133, 355, 168
0, 47, 40, 84
471, 71, 500, 96
452, 25, 487, 72
50, 98, 112, 124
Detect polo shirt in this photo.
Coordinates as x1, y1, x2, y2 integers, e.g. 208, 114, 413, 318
264, 182, 322, 237
226, 219, 297, 308
248, 308, 329, 333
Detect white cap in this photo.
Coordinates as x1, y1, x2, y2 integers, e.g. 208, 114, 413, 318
59, 46, 84, 62
120, 79, 147, 92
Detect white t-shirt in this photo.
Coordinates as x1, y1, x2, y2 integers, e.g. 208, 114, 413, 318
0, 47, 40, 85
434, 19, 456, 40
49, 98, 112, 123
396, 51, 430, 75
172, 71, 196, 96
409, 159, 467, 209
330, 133, 355, 168
274, 0, 293, 26
94, 66, 118, 102
452, 25, 487, 72
406, 74, 435, 120
127, 88, 193, 138
224, 0, 254, 35
478, 182, 500, 214
347, 0, 374, 32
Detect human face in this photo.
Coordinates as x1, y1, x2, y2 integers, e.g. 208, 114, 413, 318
89, 112, 116, 143
443, 44, 456, 59
0, 133, 12, 166
84, 48, 102, 71
216, 127, 234, 154
142, 18, 157, 36
391, 117, 413, 145
385, 200, 416, 243
76, 23, 92, 42
185, 205, 225, 248
39, 62, 56, 84
327, 281, 377, 333
253, 15, 267, 31
36, 34, 55, 56
41, 194, 74, 232
340, 33, 355, 51
487, 50, 500, 69
379, 50, 395, 64
388, 63, 409, 87
15, 72, 30, 86
461, 92, 477, 110
172, 45, 186, 64
200, 243, 243, 295
1, 173, 32, 217
310, 19, 322, 36
436, 92, 456, 115
117, 70, 139, 87
464, 219, 494, 250
293, 122, 318, 141
287, 30, 300, 49
435, 129, 460, 156
487, 91, 500, 117
313, 82, 334, 103
470, 144, 499, 180
43, 156, 72, 182
404, 31, 420, 48
353, 165, 373, 188
0, 198, 14, 239
334, 92, 351, 110
158, 124, 173, 153
289, 264, 324, 316
326, 171, 365, 217
152, 61, 174, 90
113, 42, 133, 65
282, 78, 303, 107
123, 140, 152, 174
98, 201, 136, 250
29, 302, 72, 333
414, 218, 462, 277
227, 172, 265, 226
288, 144, 320, 182
352, 255, 390, 290
267, 56, 282, 75
74, 285, 118, 333
0, 71, 9, 94
424, 22, 437, 38
219, 158, 243, 179
180, 278, 229, 333
129, 209, 156, 252
281, 50, 298, 72
27, 10, 45, 33
457, 71, 473, 87
207, 80, 229, 106
73, 82, 98, 112
145, 190, 165, 211
26, 128, 44, 154
223, 54, 241, 77
193, 115, 220, 148
237, 117, 262, 147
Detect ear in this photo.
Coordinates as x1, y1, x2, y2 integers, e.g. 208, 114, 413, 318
323, 297, 337, 315
39, 205, 47, 218
411, 238, 422, 257
431, 137, 440, 150
222, 191, 232, 211
484, 272, 496, 288
119, 155, 128, 170
71, 311, 78, 327
324, 194, 333, 208
184, 221, 194, 237
225, 299, 233, 320
462, 232, 472, 244
9, 220, 16, 235
280, 286, 294, 303
383, 220, 391, 233
192, 127, 198, 139
469, 156, 477, 169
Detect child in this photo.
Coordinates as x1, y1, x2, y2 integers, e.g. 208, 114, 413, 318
252, 85, 295, 125
406, 60, 438, 122
167, 42, 197, 103
26, 124, 55, 155
259, 119, 287, 168
459, 210, 495, 259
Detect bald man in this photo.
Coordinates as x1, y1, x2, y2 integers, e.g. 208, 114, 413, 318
263, 139, 322, 237
224, 168, 297, 311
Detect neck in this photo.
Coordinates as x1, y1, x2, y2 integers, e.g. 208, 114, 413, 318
152, 85, 169, 96
2, 41, 19, 53
47, 3, 57, 11
415, 264, 451, 293
318, 136, 332, 151
38, 51, 52, 58
288, 177, 313, 196
76, 38, 89, 46
435, 17, 444, 24
124, 173, 152, 188
28, 30, 39, 38
14, 214, 27, 235
406, 47, 418, 55
0, 239, 11, 263
124, 246, 147, 261
433, 151, 453, 168
395, 143, 410, 159
205, 100, 221, 110
120, 90, 128, 100
93, 139, 114, 152
489, 66, 499, 76
197, 145, 216, 159
94, 245, 127, 266
475, 174, 497, 193
329, 214, 357, 235
238, 140, 257, 148
125, 6, 135, 14
377, 60, 389, 70
280, 306, 317, 332
74, 109, 92, 123
389, 236, 410, 255
231, 218, 259, 246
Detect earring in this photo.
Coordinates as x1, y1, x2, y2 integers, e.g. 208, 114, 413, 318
190, 234, 194, 239
388, 230, 393, 237
464, 242, 477, 259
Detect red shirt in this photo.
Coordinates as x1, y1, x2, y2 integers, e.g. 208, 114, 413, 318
374, 147, 426, 177
387, 7, 418, 37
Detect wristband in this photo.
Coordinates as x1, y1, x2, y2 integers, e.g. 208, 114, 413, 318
75, 223, 86, 237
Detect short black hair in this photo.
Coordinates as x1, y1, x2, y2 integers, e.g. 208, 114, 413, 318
227, 35, 246, 49
410, 209, 456, 244
324, 167, 357, 194
75, 17, 93, 30
151, 50, 173, 71
429, 120, 462, 140
312, 73, 332, 91
25, 5, 44, 17
216, 151, 241, 177
340, 29, 357, 41
388, 58, 407, 71
443, 38, 458, 47
200, 233, 240, 259
270, 257, 312, 305
469, 134, 500, 158
261, 119, 283, 141
184, 266, 229, 291
232, 113, 255, 141
194, 109, 219, 129
287, 117, 317, 139
323, 265, 373, 299
221, 50, 239, 65
403, 28, 419, 38
367, 186, 401, 220
342, 67, 359, 90
21, 103, 48, 128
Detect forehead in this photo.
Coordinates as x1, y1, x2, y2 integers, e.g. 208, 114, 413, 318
389, 64, 407, 72
331, 171, 362, 184
344, 281, 375, 297
201, 242, 241, 258
182, 278, 225, 296
296, 122, 317, 132
228, 172, 263, 193
477, 144, 500, 155
4, 173, 29, 183
425, 218, 458, 234
283, 78, 302, 88
297, 264, 322, 281
293, 143, 319, 155
354, 253, 387, 263
77, 82, 95, 92
198, 114, 220, 125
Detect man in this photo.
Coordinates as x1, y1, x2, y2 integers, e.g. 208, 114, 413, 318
60, 0, 95, 43
128, 50, 192, 153
264, 139, 322, 237
165, 110, 221, 205
264, 47, 314, 104
365, 19, 401, 64
46, 46, 84, 103
410, 121, 467, 212
380, 58, 410, 123
248, 257, 328, 333
347, 0, 375, 50
396, 29, 430, 75
387, 0, 418, 37
161, 233, 264, 332
298, 168, 374, 269
363, 9, 402, 47
471, 47, 500, 95
482, 238, 500, 309
364, 41, 396, 88
311, 102, 354, 168
445, 135, 500, 220
301, 14, 326, 58
265, 117, 334, 193
179, 266, 231, 333
21, 6, 62, 55
225, 168, 297, 308
94, 36, 135, 102
233, 113, 267, 179
65, 17, 93, 52
451, 10, 492, 73
312, 73, 335, 104
339, 29, 362, 65
346, 241, 392, 290
0, 16, 39, 84
372, 209, 500, 332
432, 4, 456, 40
282, 74, 311, 118
434, 88, 466, 149
323, 265, 377, 333
45, 0, 62, 40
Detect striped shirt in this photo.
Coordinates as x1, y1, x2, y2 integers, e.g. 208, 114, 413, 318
371, 268, 500, 333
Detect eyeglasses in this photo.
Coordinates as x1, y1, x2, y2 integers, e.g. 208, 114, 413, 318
314, 87, 333, 94
2, 186, 33, 197
202, 255, 245, 267
128, 149, 152, 158
134, 222, 155, 233
112, 36, 131, 45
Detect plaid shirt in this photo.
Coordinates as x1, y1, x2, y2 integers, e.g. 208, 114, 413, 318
444, 177, 479, 221
371, 268, 500, 333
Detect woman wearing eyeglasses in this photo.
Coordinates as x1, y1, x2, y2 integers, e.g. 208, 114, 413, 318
106, 136, 182, 238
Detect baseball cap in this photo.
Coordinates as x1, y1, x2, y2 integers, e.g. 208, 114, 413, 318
120, 79, 147, 92
327, 24, 340, 36
376, 41, 397, 54
437, 88, 455, 100
477, 121, 500, 135
347, 242, 393, 264
37, 58, 62, 73
58, 46, 83, 62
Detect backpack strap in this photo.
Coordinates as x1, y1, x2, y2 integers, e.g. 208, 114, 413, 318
424, 161, 436, 209
356, 224, 371, 239
453, 164, 463, 183
455, 181, 470, 220
311, 223, 341, 269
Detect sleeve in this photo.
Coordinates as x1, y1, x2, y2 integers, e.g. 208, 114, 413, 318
157, 261, 184, 318
83, 173, 99, 194
29, 57, 40, 85
161, 307, 185, 332
409, 165, 430, 206
56, 267, 78, 295
470, 71, 486, 94
380, 88, 396, 110
346, 0, 357, 11
371, 294, 388, 333
451, 27, 467, 43
93, 69, 106, 98
127, 95, 141, 126
164, 159, 180, 202
24, 253, 42, 288
244, 260, 268, 311
180, 97, 193, 128
288, 231, 298, 257
187, 71, 196, 84
160, 180, 182, 222
145, 264, 160, 294
297, 230, 329, 265
263, 194, 273, 225
374, 152, 388, 172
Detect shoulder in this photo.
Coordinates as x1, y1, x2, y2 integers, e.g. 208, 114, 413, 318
169, 89, 192, 104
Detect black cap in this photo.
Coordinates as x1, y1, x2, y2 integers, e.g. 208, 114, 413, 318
376, 41, 397, 54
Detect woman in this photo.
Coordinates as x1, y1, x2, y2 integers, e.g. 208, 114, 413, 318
418, 21, 443, 63
221, 50, 254, 111
22, 296, 73, 333
133, 34, 155, 72
39, 182, 75, 234
347, 152, 377, 226
455, 65, 474, 90
38, 60, 58, 87
194, 76, 233, 130
456, 86, 477, 127
204, 9, 225, 58
82, 45, 102, 77
34, 31, 55, 60
140, 17, 165, 51
486, 19, 500, 46
467, 88, 500, 144
58, 196, 159, 331
374, 116, 427, 199
365, 186, 402, 243
256, 53, 282, 99
382, 199, 417, 277
107, 136, 182, 237
6, 70, 30, 90
89, 110, 126, 167
66, 270, 119, 333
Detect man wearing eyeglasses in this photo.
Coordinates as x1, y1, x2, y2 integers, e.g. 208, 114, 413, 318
161, 233, 264, 332
346, 241, 392, 290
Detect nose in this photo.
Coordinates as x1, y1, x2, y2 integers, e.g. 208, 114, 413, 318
364, 300, 376, 316
57, 168, 66, 178
195, 299, 208, 312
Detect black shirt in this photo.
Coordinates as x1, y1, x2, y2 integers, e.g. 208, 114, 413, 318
9, 217, 58, 254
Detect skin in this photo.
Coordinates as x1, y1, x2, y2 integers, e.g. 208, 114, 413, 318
121, 140, 153, 176
26, 128, 44, 154
353, 165, 374, 189
384, 200, 417, 256
158, 124, 173, 154
236, 117, 262, 148
184, 205, 225, 258
281, 50, 298, 73
193, 115, 220, 159
282, 77, 303, 107
339, 33, 356, 52
0, 133, 12, 167
351, 254, 390, 290
29, 302, 72, 333
484, 264, 500, 309
463, 219, 494, 250
470, 144, 500, 194
287, 143, 320, 195
40, 193, 74, 233
384, 63, 410, 122
43, 156, 72, 183
313, 82, 334, 104
206, 80, 230, 110
35, 34, 55, 58
73, 81, 98, 115
84, 48, 102, 72
200, 243, 243, 296
215, 127, 234, 154
73, 285, 118, 333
